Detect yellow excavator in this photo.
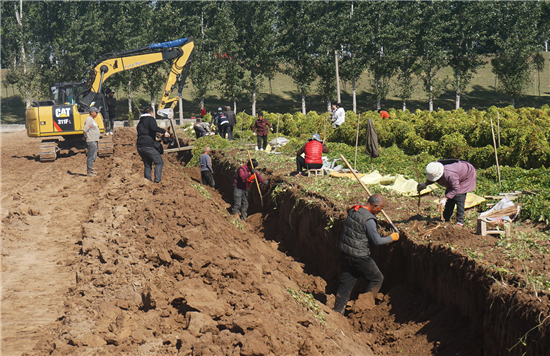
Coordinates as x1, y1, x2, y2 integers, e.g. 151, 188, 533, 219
26, 37, 194, 161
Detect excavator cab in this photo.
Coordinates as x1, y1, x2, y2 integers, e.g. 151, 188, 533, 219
51, 82, 86, 106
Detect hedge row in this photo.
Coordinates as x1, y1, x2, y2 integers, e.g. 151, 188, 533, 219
231, 106, 550, 170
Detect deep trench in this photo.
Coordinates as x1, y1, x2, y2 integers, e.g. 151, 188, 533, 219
178, 151, 550, 356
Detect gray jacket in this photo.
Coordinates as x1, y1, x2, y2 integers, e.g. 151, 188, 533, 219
82, 115, 100, 142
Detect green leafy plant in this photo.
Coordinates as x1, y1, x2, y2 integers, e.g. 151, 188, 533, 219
287, 288, 326, 324
230, 217, 244, 231
190, 183, 211, 200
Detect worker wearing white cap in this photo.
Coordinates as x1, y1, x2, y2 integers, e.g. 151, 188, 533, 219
417, 159, 477, 226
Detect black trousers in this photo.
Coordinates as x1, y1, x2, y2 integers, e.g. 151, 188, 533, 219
137, 146, 164, 183
296, 156, 323, 172
443, 193, 467, 224
334, 252, 384, 314
201, 170, 215, 187
257, 135, 268, 150
219, 124, 228, 139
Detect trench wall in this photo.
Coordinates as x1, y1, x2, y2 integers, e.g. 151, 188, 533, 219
213, 157, 550, 356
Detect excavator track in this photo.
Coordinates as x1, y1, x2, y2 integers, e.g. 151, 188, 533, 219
39, 140, 59, 162
98, 136, 114, 157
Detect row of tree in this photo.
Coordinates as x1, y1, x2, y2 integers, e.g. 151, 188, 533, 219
2, 1, 550, 116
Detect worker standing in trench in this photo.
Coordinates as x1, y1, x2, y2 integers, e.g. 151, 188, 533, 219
334, 193, 400, 315
232, 159, 265, 222
417, 159, 477, 227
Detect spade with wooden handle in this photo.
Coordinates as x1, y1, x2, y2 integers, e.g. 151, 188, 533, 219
247, 150, 263, 206
340, 154, 399, 233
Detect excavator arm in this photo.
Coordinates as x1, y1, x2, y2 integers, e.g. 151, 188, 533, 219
77, 37, 195, 112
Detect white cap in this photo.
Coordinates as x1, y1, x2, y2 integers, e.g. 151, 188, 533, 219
426, 162, 444, 182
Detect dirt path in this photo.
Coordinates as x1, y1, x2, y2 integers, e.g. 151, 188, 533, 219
1, 131, 108, 355
6, 127, 540, 355
2, 129, 377, 355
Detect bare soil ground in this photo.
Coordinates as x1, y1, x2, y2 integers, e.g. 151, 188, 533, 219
2, 128, 549, 356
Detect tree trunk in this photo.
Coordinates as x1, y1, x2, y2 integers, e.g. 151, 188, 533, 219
327, 99, 331, 114
402, 100, 406, 112
352, 78, 357, 113
301, 88, 306, 115
428, 78, 434, 112
335, 50, 341, 104
200, 98, 204, 108
128, 79, 132, 115
376, 78, 381, 111
252, 87, 256, 117
511, 96, 515, 107
15, 1, 30, 107
150, 94, 155, 113
455, 65, 461, 110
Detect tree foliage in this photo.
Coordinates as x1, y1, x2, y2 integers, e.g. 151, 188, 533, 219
2, 1, 550, 111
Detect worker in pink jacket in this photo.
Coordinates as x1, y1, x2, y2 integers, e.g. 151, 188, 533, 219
417, 159, 477, 227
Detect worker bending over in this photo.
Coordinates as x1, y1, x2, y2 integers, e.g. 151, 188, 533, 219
417, 159, 477, 227
295, 133, 329, 176
334, 194, 399, 315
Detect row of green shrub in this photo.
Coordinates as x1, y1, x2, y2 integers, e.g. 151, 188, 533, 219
225, 106, 550, 170
189, 107, 550, 224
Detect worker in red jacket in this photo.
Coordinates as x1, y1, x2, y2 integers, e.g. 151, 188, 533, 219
252, 112, 273, 150
378, 109, 391, 119
295, 133, 329, 176
233, 159, 265, 221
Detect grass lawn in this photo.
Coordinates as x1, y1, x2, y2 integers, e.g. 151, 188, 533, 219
2, 52, 550, 124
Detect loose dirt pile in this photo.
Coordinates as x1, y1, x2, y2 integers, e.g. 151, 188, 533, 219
2, 129, 370, 355
2, 128, 549, 356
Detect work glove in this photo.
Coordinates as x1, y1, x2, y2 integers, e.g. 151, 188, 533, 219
391, 233, 400, 241
417, 183, 427, 192
438, 198, 447, 206
270, 127, 273, 131
253, 132, 256, 136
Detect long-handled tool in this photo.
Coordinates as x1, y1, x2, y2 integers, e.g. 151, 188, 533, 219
323, 115, 326, 144
408, 165, 421, 212
340, 154, 399, 233
247, 150, 263, 206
